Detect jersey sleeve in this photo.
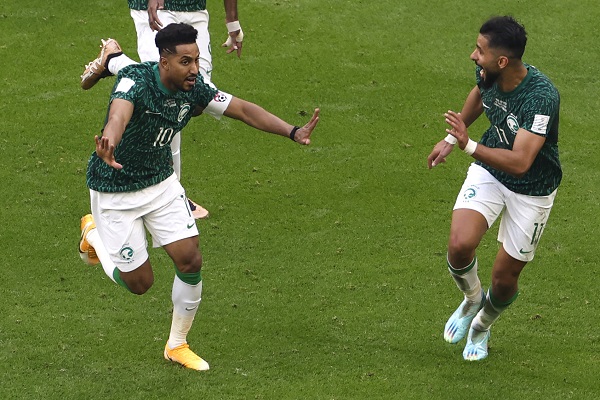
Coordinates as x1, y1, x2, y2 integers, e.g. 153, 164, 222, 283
519, 88, 559, 137
110, 69, 145, 105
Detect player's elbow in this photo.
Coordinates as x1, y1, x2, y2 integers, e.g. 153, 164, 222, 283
508, 161, 533, 178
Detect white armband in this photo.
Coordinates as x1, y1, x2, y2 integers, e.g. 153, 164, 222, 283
444, 134, 457, 145
203, 91, 233, 120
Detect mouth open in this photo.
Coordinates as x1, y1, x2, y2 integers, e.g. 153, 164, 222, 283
185, 76, 197, 85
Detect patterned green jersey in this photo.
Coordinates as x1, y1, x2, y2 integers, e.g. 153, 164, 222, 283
87, 62, 218, 193
128, 0, 206, 11
475, 64, 562, 196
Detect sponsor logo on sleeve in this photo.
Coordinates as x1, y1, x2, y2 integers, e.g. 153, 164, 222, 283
531, 114, 550, 135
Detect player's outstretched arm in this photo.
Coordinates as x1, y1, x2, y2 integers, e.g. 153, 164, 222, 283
95, 98, 134, 169
223, 97, 319, 144
222, 0, 243, 57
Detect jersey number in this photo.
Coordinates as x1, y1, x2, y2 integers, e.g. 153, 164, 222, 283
494, 126, 510, 144
153, 127, 177, 147
530, 222, 545, 245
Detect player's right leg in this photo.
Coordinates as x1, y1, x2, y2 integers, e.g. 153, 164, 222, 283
444, 164, 504, 344
80, 212, 154, 293
87, 189, 156, 294
144, 177, 209, 371
444, 209, 488, 343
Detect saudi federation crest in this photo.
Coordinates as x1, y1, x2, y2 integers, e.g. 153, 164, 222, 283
178, 104, 191, 122
506, 114, 519, 133
119, 246, 134, 263
463, 187, 477, 200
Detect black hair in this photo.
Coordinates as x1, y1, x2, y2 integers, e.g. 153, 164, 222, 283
480, 16, 527, 59
155, 23, 198, 55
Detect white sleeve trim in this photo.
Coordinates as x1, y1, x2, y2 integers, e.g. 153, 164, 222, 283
203, 91, 233, 120
115, 78, 135, 93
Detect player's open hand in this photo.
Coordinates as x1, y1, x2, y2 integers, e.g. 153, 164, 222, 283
292, 108, 320, 145
444, 110, 469, 149
222, 29, 244, 58
427, 139, 455, 169
95, 135, 123, 170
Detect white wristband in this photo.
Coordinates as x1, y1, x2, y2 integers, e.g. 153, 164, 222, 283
444, 134, 457, 145
226, 21, 241, 33
463, 139, 478, 156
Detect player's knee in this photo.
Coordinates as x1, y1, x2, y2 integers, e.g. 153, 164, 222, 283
176, 250, 202, 274
491, 276, 517, 303
447, 234, 476, 266
125, 274, 155, 295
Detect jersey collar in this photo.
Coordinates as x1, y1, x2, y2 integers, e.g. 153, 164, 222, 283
153, 63, 177, 95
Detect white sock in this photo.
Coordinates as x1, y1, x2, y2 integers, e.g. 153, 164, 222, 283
107, 54, 137, 75
87, 228, 117, 283
448, 256, 482, 303
168, 276, 202, 349
170, 132, 182, 180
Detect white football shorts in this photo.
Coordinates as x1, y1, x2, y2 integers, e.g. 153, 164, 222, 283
454, 163, 557, 262
90, 174, 199, 272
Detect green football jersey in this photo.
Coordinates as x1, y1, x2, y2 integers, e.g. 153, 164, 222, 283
87, 62, 217, 193
475, 64, 562, 196
128, 0, 206, 11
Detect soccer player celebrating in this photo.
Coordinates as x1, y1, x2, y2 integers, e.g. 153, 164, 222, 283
79, 23, 319, 370
427, 16, 561, 361
82, 0, 245, 219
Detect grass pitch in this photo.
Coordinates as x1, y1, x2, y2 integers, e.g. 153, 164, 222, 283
1, 0, 599, 399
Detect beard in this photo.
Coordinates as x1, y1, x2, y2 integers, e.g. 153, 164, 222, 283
480, 68, 500, 89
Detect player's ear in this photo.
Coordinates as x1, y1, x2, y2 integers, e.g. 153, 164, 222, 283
497, 55, 509, 69
159, 55, 169, 70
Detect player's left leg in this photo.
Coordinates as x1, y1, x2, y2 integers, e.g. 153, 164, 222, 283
162, 236, 209, 371
144, 179, 208, 371
463, 188, 557, 360
464, 248, 525, 360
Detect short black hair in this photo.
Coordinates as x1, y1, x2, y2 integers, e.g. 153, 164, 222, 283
155, 23, 198, 55
480, 16, 527, 59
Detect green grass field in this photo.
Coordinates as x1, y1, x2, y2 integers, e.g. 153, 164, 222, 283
1, 0, 599, 399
